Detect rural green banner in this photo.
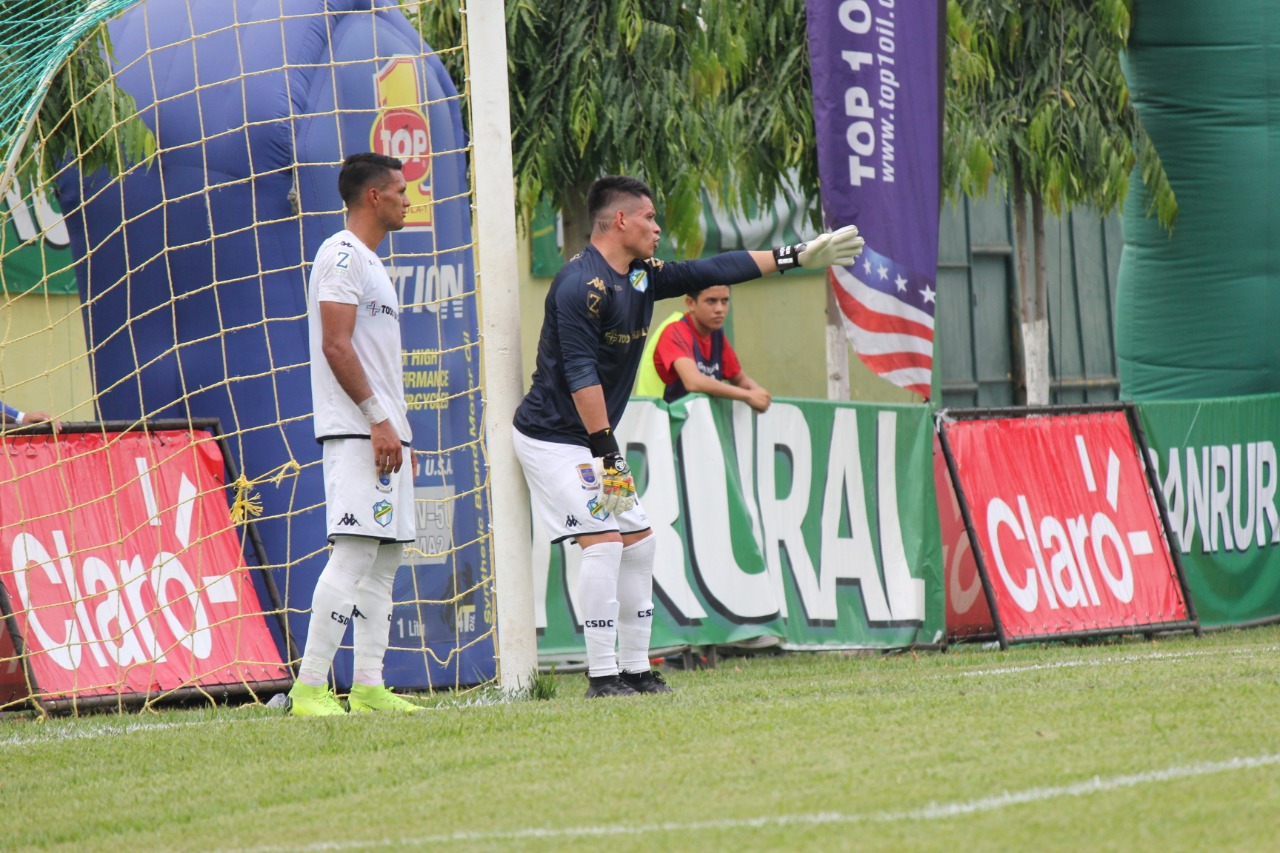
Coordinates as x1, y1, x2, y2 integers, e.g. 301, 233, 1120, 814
1138, 393, 1280, 626
533, 396, 945, 659
1, 188, 77, 295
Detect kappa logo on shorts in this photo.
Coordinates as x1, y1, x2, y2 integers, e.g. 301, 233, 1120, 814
372, 500, 394, 527
338, 513, 360, 527
375, 472, 394, 493
565, 514, 580, 528
577, 463, 600, 490
587, 497, 609, 521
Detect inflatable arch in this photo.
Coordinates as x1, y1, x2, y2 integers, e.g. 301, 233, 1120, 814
57, 0, 492, 688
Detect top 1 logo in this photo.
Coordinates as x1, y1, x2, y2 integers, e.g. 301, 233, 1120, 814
371, 56, 433, 230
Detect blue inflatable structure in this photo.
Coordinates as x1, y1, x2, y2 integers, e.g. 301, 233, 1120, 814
56, 0, 493, 688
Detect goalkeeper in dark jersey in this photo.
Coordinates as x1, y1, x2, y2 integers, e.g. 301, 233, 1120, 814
512, 175, 863, 697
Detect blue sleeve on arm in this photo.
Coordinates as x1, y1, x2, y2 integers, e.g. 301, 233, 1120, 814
650, 251, 763, 300
554, 275, 604, 393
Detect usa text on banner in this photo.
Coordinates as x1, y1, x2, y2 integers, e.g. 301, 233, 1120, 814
0, 426, 290, 710
937, 408, 1196, 647
805, 0, 943, 399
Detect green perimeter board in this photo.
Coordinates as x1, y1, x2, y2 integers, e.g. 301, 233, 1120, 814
1139, 393, 1280, 625
1, 190, 77, 295
536, 396, 944, 656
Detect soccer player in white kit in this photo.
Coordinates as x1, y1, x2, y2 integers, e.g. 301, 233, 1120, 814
286, 153, 421, 716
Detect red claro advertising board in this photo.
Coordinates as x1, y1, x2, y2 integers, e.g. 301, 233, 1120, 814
0, 427, 289, 707
938, 410, 1192, 643
933, 434, 994, 639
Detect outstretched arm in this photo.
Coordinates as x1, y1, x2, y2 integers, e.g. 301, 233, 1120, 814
654, 224, 866, 296
768, 224, 865, 275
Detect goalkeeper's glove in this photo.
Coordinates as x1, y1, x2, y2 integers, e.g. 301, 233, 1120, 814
588, 427, 636, 515
772, 224, 865, 273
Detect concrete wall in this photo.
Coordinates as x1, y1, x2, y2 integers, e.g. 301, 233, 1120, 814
0, 293, 95, 421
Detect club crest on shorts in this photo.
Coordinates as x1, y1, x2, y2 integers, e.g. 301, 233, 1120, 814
587, 496, 610, 521
372, 499, 394, 527
375, 472, 394, 493
629, 268, 648, 292
577, 463, 600, 490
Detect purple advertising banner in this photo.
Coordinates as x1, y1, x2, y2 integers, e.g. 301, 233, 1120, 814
806, 0, 942, 398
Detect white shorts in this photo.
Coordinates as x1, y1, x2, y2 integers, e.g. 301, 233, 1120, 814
513, 428, 650, 543
322, 438, 416, 543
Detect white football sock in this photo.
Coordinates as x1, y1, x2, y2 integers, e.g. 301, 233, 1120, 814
352, 542, 403, 686
616, 535, 656, 674
578, 540, 623, 677
297, 536, 379, 686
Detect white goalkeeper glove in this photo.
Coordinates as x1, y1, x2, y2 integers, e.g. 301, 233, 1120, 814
772, 224, 865, 272
588, 428, 636, 515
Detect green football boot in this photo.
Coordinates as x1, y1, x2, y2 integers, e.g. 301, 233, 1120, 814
347, 683, 423, 713
286, 682, 347, 717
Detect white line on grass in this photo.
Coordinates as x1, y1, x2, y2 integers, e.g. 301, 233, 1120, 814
3, 648, 1268, 750
232, 753, 1280, 851
955, 646, 1280, 678
0, 714, 273, 748
0, 702, 463, 749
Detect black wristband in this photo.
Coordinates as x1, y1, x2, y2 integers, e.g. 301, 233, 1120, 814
772, 242, 807, 273
587, 427, 620, 459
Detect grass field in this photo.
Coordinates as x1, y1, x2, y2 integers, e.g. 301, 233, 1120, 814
4, 626, 1279, 852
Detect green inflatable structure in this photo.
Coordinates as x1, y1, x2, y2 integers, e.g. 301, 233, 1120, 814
1117, 1, 1280, 400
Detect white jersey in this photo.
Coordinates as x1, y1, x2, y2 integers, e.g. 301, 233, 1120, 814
307, 229, 411, 444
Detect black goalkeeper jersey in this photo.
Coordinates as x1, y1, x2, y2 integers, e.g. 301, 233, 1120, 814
514, 244, 762, 447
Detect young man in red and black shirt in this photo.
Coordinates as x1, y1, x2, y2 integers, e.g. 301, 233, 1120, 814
652, 284, 771, 413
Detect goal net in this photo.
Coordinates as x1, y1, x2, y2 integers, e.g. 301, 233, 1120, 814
0, 0, 503, 713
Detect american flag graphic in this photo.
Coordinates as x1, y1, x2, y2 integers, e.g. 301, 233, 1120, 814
830, 245, 935, 398
805, 0, 941, 401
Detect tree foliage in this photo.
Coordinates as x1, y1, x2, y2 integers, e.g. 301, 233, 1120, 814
715, 1, 819, 223
944, 0, 1177, 404
3, 9, 154, 194
944, 0, 1176, 229
413, 0, 1176, 268
407, 0, 818, 257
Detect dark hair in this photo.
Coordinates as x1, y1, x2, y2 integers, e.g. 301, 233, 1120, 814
688, 284, 731, 300
338, 152, 403, 206
587, 175, 654, 227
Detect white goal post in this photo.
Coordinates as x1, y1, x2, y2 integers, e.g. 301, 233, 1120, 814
465, 0, 537, 694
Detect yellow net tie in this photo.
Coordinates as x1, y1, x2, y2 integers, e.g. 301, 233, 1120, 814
229, 474, 263, 524
230, 459, 302, 522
